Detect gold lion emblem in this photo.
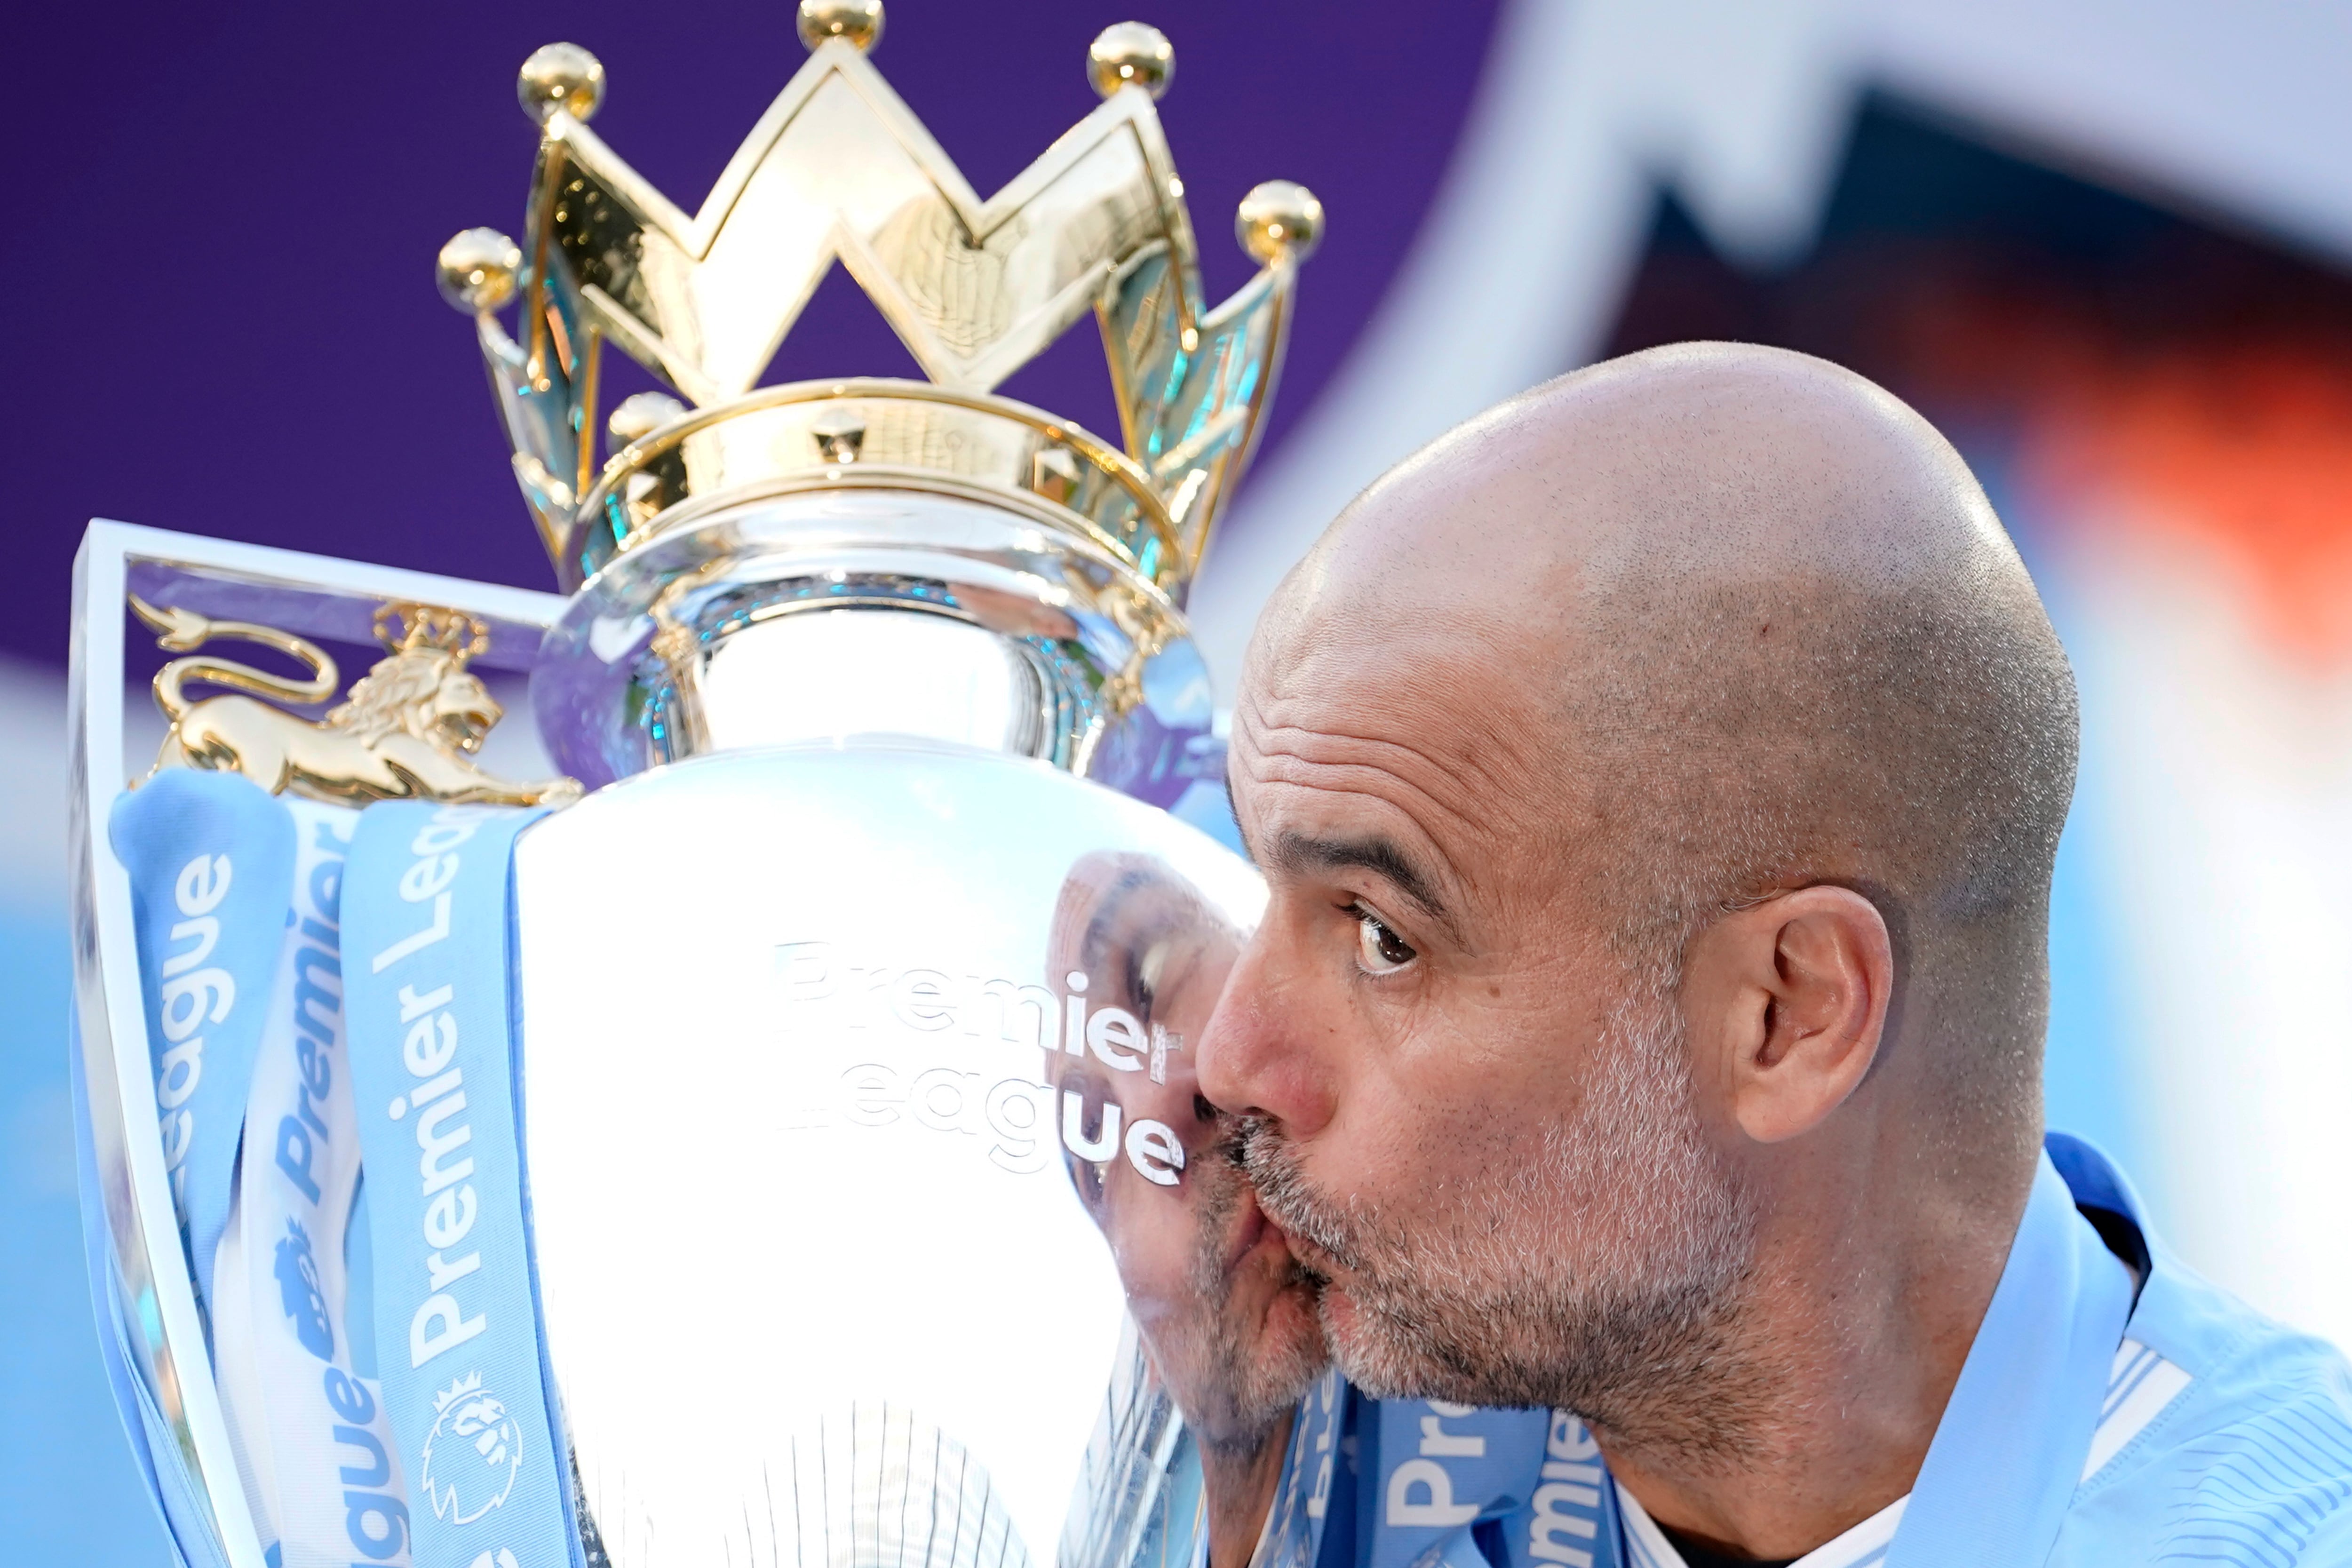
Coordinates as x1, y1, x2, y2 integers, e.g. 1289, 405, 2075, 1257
132, 596, 581, 808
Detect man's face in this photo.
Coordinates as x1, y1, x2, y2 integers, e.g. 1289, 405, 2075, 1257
1197, 609, 1757, 1425
1050, 859, 1327, 1453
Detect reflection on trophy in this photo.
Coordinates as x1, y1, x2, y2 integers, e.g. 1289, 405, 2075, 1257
68, 7, 1320, 1567
1046, 855, 1330, 1568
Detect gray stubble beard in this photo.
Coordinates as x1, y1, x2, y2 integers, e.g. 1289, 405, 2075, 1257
1169, 1127, 1332, 1461
1237, 984, 1781, 1468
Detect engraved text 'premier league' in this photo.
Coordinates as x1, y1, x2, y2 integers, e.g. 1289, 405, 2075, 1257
69, 8, 1347, 1566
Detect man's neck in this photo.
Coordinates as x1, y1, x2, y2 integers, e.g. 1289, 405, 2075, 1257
1656, 1521, 1797, 1568
1200, 1409, 1295, 1568
1594, 1170, 2029, 1560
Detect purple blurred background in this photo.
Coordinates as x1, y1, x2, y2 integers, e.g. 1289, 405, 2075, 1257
9, 0, 1495, 662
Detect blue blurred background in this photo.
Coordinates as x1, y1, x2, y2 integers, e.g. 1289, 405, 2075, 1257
9, 0, 2352, 1558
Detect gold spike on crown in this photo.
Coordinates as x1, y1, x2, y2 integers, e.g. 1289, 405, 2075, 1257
438, 2, 1321, 601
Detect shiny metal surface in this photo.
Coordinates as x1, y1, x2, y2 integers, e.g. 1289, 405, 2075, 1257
1234, 183, 1325, 267
443, 10, 1318, 603
127, 596, 578, 806
530, 486, 1215, 800
516, 41, 606, 123
572, 378, 1183, 588
436, 227, 523, 314
797, 0, 884, 53
512, 739, 1270, 1568
1087, 23, 1175, 101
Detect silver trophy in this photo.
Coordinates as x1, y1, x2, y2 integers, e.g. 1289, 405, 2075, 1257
70, 8, 1333, 1567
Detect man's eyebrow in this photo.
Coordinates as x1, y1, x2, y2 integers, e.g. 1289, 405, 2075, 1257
1224, 766, 1246, 854
1264, 828, 1454, 929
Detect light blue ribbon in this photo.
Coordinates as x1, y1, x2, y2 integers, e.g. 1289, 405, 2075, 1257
1359, 1398, 1617, 1568
1369, 1400, 1554, 1568
1256, 1369, 1349, 1568
109, 769, 298, 1316
343, 802, 572, 1568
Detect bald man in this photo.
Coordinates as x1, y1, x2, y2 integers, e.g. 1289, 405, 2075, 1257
1198, 344, 2352, 1567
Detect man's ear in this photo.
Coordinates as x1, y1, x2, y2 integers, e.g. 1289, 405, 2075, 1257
1683, 886, 1892, 1144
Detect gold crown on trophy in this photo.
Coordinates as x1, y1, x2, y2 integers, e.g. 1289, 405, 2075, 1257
372, 602, 492, 660
437, 0, 1322, 599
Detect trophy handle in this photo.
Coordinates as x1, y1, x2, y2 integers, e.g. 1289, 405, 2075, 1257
68, 519, 564, 1567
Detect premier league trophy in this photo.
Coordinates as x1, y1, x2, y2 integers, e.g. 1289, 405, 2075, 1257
67, 8, 1344, 1566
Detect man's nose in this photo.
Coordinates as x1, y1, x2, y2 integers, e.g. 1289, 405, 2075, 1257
1195, 926, 1337, 1136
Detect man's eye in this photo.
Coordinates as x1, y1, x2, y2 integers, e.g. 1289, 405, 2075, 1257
1067, 1152, 1105, 1207
1353, 906, 1417, 973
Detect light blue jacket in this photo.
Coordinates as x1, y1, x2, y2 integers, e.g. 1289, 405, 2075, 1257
2042, 1134, 2352, 1566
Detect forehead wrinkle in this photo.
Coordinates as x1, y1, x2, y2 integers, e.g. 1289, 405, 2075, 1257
1254, 617, 1558, 792
1235, 750, 1467, 873
1232, 714, 1488, 857
1232, 677, 1543, 827
1241, 749, 1479, 871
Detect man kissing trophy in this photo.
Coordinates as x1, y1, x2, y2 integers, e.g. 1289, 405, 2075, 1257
70, 8, 1371, 1565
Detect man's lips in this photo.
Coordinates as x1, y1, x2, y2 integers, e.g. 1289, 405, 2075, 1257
1282, 1227, 1344, 1281
1251, 1186, 1344, 1280
1223, 1186, 1287, 1275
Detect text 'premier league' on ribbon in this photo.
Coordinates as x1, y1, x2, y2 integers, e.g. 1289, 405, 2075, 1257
344, 802, 572, 1568
110, 769, 298, 1309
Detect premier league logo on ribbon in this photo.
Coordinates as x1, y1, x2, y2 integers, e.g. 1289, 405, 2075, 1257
270, 1221, 334, 1363
421, 1375, 523, 1528
67, 8, 1349, 1567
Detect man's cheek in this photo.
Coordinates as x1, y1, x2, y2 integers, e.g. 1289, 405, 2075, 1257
1115, 1226, 1190, 1308
1328, 1081, 1440, 1184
